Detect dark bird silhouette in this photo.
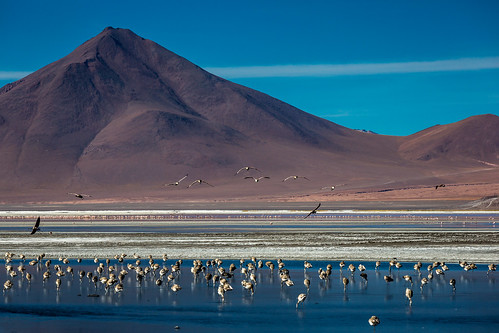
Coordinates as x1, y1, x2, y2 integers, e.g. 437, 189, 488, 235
188, 179, 214, 188
235, 166, 261, 175
244, 176, 270, 183
166, 174, 188, 186
304, 203, 321, 219
283, 175, 310, 182
68, 192, 92, 199
435, 184, 445, 190
30, 217, 41, 235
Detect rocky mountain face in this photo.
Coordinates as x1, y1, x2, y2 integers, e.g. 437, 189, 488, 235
0, 27, 497, 202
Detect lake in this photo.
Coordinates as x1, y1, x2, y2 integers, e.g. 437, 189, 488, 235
0, 258, 497, 332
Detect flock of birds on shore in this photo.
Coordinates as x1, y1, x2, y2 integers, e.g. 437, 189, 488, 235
1, 251, 497, 331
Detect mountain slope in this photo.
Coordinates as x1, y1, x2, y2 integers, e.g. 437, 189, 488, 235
0, 27, 496, 202
399, 114, 499, 166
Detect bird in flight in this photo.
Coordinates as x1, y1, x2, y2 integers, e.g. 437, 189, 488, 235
188, 179, 214, 188
283, 175, 310, 182
68, 192, 92, 199
244, 176, 270, 183
166, 174, 188, 186
30, 217, 41, 235
304, 203, 321, 219
235, 166, 261, 175
321, 186, 335, 191
435, 184, 445, 190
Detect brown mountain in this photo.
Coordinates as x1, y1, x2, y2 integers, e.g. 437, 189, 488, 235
399, 114, 499, 165
0, 27, 497, 203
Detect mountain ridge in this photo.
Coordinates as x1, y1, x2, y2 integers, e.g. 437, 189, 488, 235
0, 27, 497, 202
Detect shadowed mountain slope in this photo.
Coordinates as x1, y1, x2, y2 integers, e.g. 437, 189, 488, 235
0, 27, 497, 202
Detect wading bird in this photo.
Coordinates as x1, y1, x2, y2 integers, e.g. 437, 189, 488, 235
166, 174, 188, 186
304, 203, 321, 219
296, 293, 307, 308
68, 192, 92, 199
405, 288, 413, 305
449, 278, 456, 291
420, 277, 428, 291
368, 316, 380, 332
30, 217, 41, 235
304, 278, 310, 290
3, 280, 13, 292
343, 277, 349, 291
171, 284, 182, 293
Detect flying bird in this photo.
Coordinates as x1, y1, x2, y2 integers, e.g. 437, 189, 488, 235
188, 179, 214, 188
304, 203, 321, 219
166, 174, 188, 186
321, 186, 335, 191
68, 192, 91, 199
235, 166, 261, 175
30, 217, 41, 235
244, 176, 270, 183
283, 176, 310, 182
435, 184, 445, 190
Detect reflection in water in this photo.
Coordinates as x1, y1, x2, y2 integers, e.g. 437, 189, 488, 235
0, 259, 497, 332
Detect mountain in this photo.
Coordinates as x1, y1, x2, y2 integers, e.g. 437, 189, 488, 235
0, 27, 497, 202
399, 114, 499, 165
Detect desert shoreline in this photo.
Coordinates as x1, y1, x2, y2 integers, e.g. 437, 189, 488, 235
0, 198, 490, 212
0, 205, 497, 263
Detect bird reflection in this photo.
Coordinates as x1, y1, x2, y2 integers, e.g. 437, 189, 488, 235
0, 255, 495, 330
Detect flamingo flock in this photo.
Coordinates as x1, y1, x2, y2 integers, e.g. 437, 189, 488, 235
2, 251, 496, 331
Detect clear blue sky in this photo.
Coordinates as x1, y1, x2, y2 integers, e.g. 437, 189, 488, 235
1, 1, 498, 135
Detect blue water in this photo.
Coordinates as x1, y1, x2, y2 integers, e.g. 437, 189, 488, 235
0, 259, 497, 332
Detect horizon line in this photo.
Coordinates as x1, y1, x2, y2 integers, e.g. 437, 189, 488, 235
204, 57, 499, 78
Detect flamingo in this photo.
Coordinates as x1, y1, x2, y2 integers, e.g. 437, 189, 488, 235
368, 316, 380, 332
30, 217, 41, 235
405, 288, 413, 305
235, 166, 261, 175
188, 179, 214, 188
283, 175, 310, 182
304, 203, 321, 219
244, 176, 270, 182
68, 192, 92, 199
296, 293, 307, 308
321, 186, 335, 191
166, 174, 188, 186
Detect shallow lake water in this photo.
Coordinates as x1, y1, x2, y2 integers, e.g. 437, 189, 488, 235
0, 258, 497, 332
